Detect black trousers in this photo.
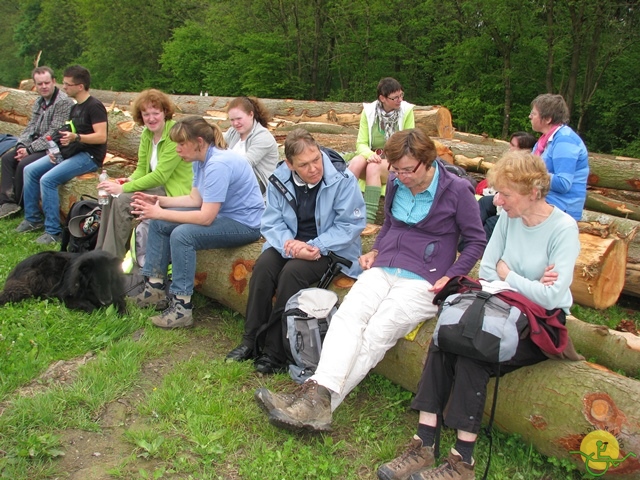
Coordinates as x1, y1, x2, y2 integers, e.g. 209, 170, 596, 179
0, 148, 46, 206
411, 330, 557, 434
243, 247, 331, 363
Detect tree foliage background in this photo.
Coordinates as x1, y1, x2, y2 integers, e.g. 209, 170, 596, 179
1, 0, 639, 156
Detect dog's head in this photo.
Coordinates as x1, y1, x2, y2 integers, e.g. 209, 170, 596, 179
65, 250, 125, 307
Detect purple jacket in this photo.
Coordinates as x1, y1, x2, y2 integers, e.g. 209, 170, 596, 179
372, 160, 486, 285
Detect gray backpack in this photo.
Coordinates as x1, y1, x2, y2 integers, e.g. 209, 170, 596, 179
433, 290, 528, 363
284, 288, 339, 383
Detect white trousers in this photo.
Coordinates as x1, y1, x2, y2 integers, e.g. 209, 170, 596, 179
312, 267, 439, 410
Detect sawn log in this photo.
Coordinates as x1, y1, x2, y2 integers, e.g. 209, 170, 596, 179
191, 238, 640, 477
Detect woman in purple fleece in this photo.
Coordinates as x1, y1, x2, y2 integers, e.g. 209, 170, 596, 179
254, 128, 486, 434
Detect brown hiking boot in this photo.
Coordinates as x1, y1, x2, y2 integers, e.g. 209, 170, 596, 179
377, 436, 435, 480
254, 387, 297, 414
268, 380, 332, 432
409, 449, 475, 480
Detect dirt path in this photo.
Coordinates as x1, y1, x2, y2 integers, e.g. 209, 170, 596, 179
29, 308, 234, 479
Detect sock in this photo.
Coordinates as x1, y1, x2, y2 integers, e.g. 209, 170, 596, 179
148, 277, 164, 289
416, 423, 437, 448
175, 294, 192, 306
364, 185, 382, 224
453, 439, 476, 464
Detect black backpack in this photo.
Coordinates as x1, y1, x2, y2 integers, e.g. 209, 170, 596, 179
60, 196, 101, 253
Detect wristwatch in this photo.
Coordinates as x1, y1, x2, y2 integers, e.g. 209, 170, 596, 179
76, 134, 81, 143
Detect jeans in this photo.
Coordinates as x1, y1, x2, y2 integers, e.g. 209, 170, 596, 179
23, 152, 98, 235
141, 213, 261, 296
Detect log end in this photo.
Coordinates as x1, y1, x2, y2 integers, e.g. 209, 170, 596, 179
118, 120, 137, 133
229, 260, 255, 294
583, 392, 626, 432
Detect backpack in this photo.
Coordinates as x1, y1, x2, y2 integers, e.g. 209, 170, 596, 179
442, 162, 478, 191
61, 197, 101, 253
432, 288, 529, 364
285, 288, 339, 384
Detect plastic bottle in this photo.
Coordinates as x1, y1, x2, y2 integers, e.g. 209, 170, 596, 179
98, 169, 110, 205
46, 135, 63, 164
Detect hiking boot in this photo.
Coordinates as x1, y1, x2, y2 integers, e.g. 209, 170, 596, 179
226, 344, 254, 362
0, 203, 21, 219
35, 232, 61, 245
132, 282, 168, 309
254, 387, 297, 414
377, 436, 435, 480
15, 219, 44, 233
150, 297, 193, 329
409, 449, 475, 480
254, 354, 287, 375
268, 380, 332, 432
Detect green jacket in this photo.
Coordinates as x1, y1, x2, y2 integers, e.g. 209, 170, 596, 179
355, 100, 415, 159
123, 119, 193, 197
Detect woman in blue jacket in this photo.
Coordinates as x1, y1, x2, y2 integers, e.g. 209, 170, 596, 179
226, 128, 366, 374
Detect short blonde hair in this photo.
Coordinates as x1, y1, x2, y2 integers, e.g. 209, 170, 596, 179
487, 150, 550, 198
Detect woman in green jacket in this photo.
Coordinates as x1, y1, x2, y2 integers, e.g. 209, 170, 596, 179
348, 77, 414, 224
95, 89, 193, 260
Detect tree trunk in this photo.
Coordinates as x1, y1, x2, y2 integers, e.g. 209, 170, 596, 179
373, 320, 640, 478
0, 87, 35, 126
588, 153, 640, 192
566, 316, 640, 377
87, 88, 455, 138
585, 191, 640, 222
571, 232, 633, 310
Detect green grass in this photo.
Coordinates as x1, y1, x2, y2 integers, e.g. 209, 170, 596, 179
0, 218, 634, 478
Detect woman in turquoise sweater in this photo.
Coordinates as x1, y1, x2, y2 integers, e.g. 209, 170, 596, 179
96, 89, 193, 260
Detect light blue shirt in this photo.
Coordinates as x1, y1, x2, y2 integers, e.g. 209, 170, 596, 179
192, 146, 265, 229
384, 162, 440, 280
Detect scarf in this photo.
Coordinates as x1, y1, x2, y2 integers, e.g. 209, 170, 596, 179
374, 101, 401, 140
533, 124, 562, 156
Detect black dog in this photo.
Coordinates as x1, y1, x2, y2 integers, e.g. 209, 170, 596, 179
0, 250, 126, 314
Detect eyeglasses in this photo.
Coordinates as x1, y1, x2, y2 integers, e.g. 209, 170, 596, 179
387, 92, 404, 102
388, 162, 421, 176
63, 82, 80, 87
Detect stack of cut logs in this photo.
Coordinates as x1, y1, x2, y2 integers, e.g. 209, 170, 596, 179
2, 84, 640, 478
0, 85, 638, 308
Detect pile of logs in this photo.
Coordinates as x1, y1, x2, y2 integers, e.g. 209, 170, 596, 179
2, 84, 640, 477
2, 84, 638, 307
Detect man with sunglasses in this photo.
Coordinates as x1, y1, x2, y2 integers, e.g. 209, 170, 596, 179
255, 128, 486, 434
348, 77, 415, 224
0, 66, 74, 219
18, 65, 108, 244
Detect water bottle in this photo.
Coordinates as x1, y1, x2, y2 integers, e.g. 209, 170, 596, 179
46, 135, 63, 164
98, 169, 110, 205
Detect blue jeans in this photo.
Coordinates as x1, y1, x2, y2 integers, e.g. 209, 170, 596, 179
23, 152, 98, 235
141, 213, 261, 296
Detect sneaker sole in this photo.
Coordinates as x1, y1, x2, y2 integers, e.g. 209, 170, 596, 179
268, 409, 332, 433
150, 320, 194, 329
0, 208, 21, 219
16, 224, 44, 233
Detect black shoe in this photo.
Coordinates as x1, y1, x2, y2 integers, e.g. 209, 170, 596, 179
255, 355, 287, 375
226, 344, 254, 362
